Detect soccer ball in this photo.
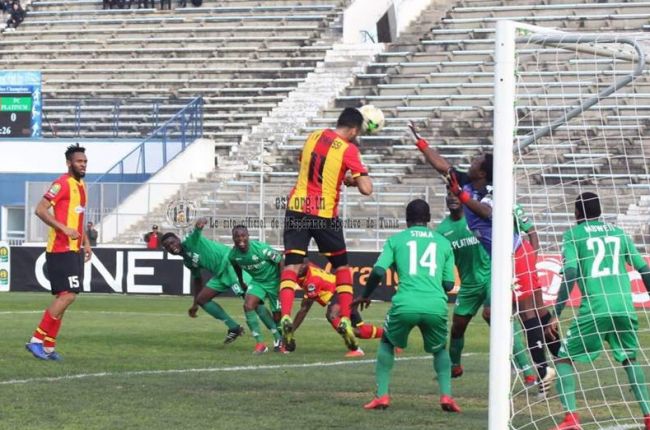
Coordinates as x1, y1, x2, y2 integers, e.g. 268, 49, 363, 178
358, 104, 385, 135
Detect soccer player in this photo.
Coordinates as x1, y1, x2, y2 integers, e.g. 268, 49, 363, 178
545, 192, 650, 430
290, 263, 384, 357
412, 127, 556, 395
279, 107, 373, 351
162, 217, 247, 344
438, 193, 537, 385
229, 225, 285, 354
25, 144, 91, 361
356, 199, 461, 412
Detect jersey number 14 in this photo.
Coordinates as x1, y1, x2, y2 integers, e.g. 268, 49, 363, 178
407, 241, 437, 276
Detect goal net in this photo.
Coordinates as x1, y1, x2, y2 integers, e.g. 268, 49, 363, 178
489, 21, 650, 429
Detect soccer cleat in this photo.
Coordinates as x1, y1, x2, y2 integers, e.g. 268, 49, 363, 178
337, 317, 359, 351
548, 412, 581, 430
451, 364, 464, 378
538, 367, 557, 398
394, 347, 404, 356
25, 342, 49, 360
440, 395, 461, 413
345, 348, 365, 358
644, 414, 650, 430
364, 395, 390, 410
46, 350, 63, 361
524, 374, 538, 387
273, 339, 288, 353
253, 343, 269, 355
223, 326, 245, 344
280, 315, 296, 352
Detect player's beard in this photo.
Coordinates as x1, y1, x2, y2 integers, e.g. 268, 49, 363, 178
72, 166, 86, 179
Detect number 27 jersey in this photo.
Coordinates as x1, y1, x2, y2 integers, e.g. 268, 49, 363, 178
562, 220, 647, 318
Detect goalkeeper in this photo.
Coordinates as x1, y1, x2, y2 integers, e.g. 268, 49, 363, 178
411, 124, 556, 395
545, 192, 650, 430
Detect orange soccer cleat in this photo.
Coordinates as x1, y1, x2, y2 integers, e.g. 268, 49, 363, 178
451, 364, 464, 378
345, 348, 365, 358
548, 412, 582, 430
364, 395, 390, 410
524, 374, 538, 387
440, 395, 461, 413
253, 343, 269, 355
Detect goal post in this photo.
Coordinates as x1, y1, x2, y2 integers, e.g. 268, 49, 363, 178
490, 20, 648, 429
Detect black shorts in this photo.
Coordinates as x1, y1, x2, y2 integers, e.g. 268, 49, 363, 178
46, 251, 84, 295
283, 210, 347, 258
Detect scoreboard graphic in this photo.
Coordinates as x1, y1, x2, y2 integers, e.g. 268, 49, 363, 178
0, 71, 42, 138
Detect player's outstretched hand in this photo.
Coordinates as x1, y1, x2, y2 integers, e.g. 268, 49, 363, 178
544, 316, 559, 341
352, 296, 371, 311
343, 174, 356, 187
63, 226, 80, 240
188, 304, 199, 318
408, 121, 429, 152
195, 217, 208, 229
447, 169, 462, 196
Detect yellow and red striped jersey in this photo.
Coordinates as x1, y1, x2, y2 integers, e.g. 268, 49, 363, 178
44, 174, 87, 253
287, 129, 368, 218
298, 264, 336, 307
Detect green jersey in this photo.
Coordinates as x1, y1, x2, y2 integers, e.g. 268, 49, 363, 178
375, 225, 455, 314
514, 203, 534, 234
181, 227, 233, 279
228, 240, 282, 286
562, 220, 646, 319
437, 215, 490, 287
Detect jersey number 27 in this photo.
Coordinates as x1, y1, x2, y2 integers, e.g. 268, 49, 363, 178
586, 236, 621, 278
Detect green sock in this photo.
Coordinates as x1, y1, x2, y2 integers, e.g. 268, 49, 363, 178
512, 321, 535, 378
245, 310, 263, 343
434, 348, 452, 396
624, 361, 650, 415
375, 341, 395, 396
449, 336, 464, 367
201, 301, 238, 330
255, 304, 281, 342
556, 362, 577, 412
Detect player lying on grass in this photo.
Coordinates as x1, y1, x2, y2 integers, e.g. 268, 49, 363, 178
411, 123, 557, 396
545, 192, 650, 430
229, 225, 285, 354
162, 218, 274, 345
290, 263, 384, 357
438, 193, 537, 386
355, 199, 461, 413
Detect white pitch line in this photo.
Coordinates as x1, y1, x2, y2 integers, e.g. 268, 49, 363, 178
600, 425, 642, 430
0, 355, 445, 386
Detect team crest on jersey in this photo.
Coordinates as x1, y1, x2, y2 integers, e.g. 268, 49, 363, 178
166, 200, 197, 228
47, 183, 61, 197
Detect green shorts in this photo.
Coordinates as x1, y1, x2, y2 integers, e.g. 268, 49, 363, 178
454, 282, 490, 317
383, 307, 448, 353
246, 282, 280, 313
558, 315, 639, 363
206, 270, 244, 296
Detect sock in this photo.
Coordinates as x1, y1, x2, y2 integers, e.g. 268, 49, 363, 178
280, 269, 298, 317
201, 301, 239, 330
522, 316, 548, 379
335, 268, 353, 319
245, 310, 263, 343
512, 321, 535, 377
540, 311, 562, 357
556, 362, 577, 412
433, 348, 452, 396
43, 316, 63, 350
31, 310, 57, 343
330, 317, 341, 331
375, 340, 395, 396
624, 361, 650, 415
356, 323, 383, 339
449, 336, 464, 367
255, 304, 281, 342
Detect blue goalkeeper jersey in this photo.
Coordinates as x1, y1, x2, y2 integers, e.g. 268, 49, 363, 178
452, 167, 521, 256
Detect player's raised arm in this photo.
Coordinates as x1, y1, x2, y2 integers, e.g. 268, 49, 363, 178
292, 298, 315, 332
409, 122, 452, 175
195, 217, 208, 230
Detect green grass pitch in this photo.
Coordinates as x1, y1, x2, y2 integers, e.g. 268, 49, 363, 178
1, 293, 649, 430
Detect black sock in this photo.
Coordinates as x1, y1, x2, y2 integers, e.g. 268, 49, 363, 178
540, 312, 561, 358
522, 316, 548, 379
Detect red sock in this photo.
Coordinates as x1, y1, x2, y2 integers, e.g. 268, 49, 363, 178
335, 268, 353, 319
356, 323, 384, 339
330, 317, 341, 331
33, 310, 57, 342
279, 269, 299, 317
44, 315, 63, 348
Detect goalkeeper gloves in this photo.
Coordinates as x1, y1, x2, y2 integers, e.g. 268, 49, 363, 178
446, 168, 471, 204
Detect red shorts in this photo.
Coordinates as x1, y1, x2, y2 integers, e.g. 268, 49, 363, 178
513, 239, 540, 302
